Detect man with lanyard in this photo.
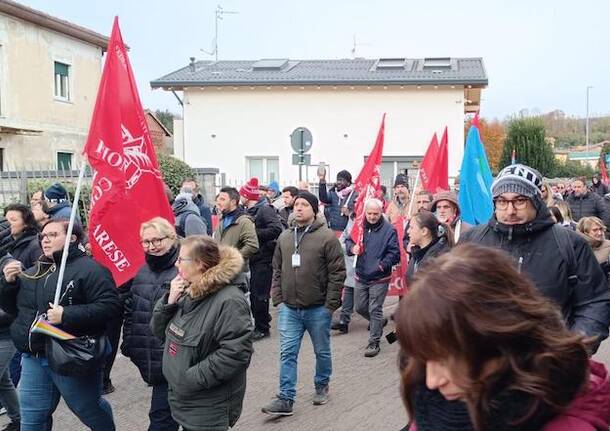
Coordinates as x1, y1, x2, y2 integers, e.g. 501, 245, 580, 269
262, 191, 345, 416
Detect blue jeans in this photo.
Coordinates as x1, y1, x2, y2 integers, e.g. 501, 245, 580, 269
0, 335, 19, 422
278, 304, 332, 401
20, 354, 115, 431
149, 383, 178, 431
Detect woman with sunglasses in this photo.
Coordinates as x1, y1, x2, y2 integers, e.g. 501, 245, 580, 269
151, 236, 253, 431
121, 217, 179, 431
396, 244, 610, 431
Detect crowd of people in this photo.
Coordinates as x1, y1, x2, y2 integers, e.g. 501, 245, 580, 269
0, 166, 608, 430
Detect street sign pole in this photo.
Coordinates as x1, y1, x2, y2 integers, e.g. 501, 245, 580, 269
299, 129, 304, 181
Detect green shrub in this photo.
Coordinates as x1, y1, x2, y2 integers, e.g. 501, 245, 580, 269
157, 154, 194, 194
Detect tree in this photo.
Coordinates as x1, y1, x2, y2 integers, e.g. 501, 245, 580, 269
465, 118, 505, 172
154, 109, 175, 134
500, 117, 556, 176
158, 153, 194, 194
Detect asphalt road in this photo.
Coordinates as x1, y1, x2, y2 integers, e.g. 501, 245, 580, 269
2, 296, 610, 430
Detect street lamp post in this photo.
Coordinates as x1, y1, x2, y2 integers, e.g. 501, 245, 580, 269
586, 85, 593, 152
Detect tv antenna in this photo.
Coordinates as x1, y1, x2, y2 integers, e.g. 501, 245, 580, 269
351, 35, 370, 59
200, 4, 238, 61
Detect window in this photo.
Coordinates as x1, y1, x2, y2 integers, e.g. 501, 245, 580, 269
422, 57, 452, 70
54, 62, 70, 100
57, 152, 72, 170
246, 157, 279, 184
375, 58, 407, 70
0, 148, 4, 172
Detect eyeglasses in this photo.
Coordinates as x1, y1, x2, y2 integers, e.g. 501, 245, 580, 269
140, 237, 168, 248
494, 197, 530, 210
176, 256, 193, 264
39, 232, 61, 241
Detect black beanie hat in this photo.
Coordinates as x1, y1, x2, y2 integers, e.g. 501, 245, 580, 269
336, 170, 352, 184
295, 191, 319, 215
393, 174, 409, 188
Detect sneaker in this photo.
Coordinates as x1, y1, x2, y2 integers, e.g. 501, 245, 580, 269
102, 382, 115, 395
1, 421, 19, 431
367, 318, 388, 331
331, 320, 348, 334
364, 342, 380, 358
261, 397, 294, 416
312, 385, 329, 405
252, 330, 270, 341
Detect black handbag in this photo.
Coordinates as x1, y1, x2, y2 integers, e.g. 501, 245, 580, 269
45, 335, 109, 377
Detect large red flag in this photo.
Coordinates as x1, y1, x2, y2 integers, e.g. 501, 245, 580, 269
419, 132, 439, 192
84, 17, 174, 286
350, 114, 386, 251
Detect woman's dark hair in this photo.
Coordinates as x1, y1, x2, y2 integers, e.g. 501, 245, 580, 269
548, 206, 564, 225
412, 210, 454, 247
181, 235, 220, 273
396, 244, 589, 431
42, 219, 84, 244
5, 203, 39, 233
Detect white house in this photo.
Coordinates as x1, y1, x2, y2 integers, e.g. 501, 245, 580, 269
0, 0, 108, 170
151, 57, 487, 188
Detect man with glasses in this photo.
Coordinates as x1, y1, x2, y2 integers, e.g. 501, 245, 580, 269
461, 164, 610, 353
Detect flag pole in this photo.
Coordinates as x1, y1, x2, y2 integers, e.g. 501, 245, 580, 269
407, 169, 421, 216
53, 161, 87, 306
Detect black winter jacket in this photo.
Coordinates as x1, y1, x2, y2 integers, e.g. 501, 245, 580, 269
0, 244, 121, 355
406, 237, 450, 284
567, 191, 610, 226
461, 209, 610, 352
345, 217, 400, 284
193, 194, 213, 236
121, 245, 179, 386
0, 230, 42, 331
318, 181, 357, 232
247, 198, 282, 266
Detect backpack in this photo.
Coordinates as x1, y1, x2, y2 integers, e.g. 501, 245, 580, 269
467, 224, 578, 285
175, 210, 202, 238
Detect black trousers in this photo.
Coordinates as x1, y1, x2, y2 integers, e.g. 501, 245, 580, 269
249, 262, 273, 333
103, 315, 123, 386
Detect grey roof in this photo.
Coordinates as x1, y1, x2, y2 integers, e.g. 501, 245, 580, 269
150, 57, 488, 88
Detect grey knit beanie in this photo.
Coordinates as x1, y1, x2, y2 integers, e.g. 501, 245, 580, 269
491, 164, 543, 199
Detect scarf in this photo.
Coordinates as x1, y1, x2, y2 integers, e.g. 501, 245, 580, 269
145, 244, 179, 272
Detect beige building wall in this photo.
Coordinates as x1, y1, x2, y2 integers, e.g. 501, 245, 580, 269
181, 85, 466, 184
0, 12, 103, 168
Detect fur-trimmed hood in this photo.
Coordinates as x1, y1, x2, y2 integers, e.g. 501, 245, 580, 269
189, 246, 244, 299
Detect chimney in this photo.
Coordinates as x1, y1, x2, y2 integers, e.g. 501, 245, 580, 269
189, 57, 196, 72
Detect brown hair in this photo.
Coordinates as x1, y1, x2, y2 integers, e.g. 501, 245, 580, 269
412, 211, 454, 247
180, 235, 220, 273
396, 244, 589, 431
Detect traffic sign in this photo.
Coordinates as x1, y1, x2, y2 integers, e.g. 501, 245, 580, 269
290, 127, 313, 153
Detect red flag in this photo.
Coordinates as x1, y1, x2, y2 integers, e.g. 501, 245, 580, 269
472, 111, 480, 129
84, 17, 174, 286
436, 126, 450, 191
419, 133, 439, 192
387, 216, 408, 296
600, 154, 609, 186
350, 114, 386, 251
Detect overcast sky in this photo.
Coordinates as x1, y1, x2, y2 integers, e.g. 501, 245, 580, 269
20, 0, 610, 120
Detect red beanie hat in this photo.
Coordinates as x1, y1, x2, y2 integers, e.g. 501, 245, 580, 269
240, 178, 260, 201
